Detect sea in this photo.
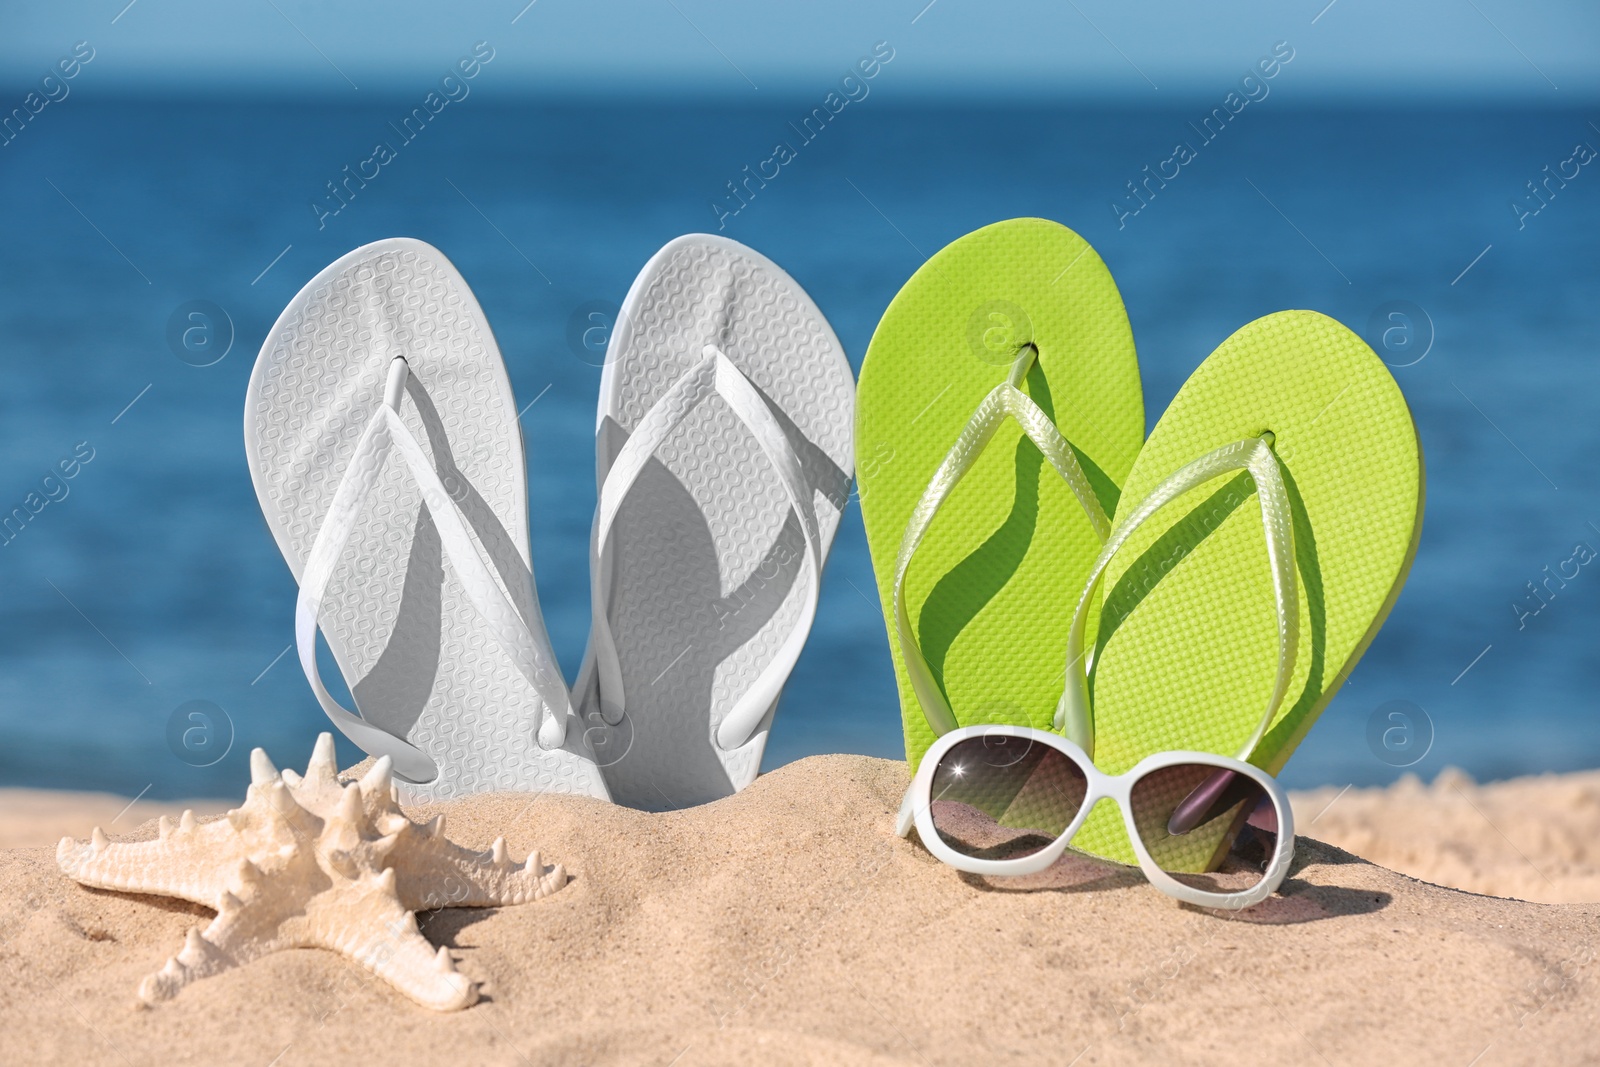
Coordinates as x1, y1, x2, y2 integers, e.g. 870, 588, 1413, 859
0, 98, 1596, 799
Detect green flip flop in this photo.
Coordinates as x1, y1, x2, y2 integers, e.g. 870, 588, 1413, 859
856, 218, 1145, 769
1063, 310, 1424, 870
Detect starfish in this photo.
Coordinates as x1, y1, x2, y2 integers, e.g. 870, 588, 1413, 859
56, 733, 567, 1011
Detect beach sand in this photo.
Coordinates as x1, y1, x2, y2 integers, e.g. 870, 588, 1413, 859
1291, 767, 1600, 906
1, 755, 1595, 1065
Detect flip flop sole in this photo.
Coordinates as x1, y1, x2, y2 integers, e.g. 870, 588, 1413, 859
246, 238, 607, 801
1074, 310, 1423, 867
857, 219, 1144, 768
582, 234, 855, 809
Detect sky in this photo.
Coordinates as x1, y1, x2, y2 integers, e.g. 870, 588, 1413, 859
2, 0, 1596, 101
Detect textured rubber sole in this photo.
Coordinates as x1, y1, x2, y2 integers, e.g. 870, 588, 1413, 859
1071, 310, 1424, 867
246, 238, 608, 803
579, 234, 855, 810
856, 219, 1145, 769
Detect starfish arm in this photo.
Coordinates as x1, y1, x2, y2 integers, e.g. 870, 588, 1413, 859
303, 875, 479, 1011
390, 820, 568, 911
57, 814, 249, 909
138, 872, 304, 1004
352, 758, 568, 910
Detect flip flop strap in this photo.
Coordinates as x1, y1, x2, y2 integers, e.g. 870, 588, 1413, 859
893, 347, 1111, 738
590, 345, 824, 752
297, 359, 575, 780
1057, 435, 1298, 761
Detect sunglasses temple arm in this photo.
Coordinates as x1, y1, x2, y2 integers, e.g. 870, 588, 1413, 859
895, 786, 918, 838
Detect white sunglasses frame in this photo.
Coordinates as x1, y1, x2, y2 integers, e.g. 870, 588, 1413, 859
897, 724, 1297, 909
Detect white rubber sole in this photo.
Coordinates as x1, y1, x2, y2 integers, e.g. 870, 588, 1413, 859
245, 237, 609, 802
577, 234, 855, 809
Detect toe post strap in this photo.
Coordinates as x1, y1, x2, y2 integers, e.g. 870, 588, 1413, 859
296, 358, 576, 782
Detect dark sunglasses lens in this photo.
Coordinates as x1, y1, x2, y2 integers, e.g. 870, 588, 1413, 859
926, 735, 1087, 861
1128, 764, 1280, 894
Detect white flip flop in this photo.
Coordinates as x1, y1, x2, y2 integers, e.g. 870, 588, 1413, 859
576, 234, 855, 809
246, 237, 609, 802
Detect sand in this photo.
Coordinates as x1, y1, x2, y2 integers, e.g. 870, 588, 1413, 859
1, 756, 1596, 1065
1291, 767, 1600, 906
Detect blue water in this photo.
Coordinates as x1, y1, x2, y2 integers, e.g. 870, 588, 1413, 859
1, 99, 1597, 799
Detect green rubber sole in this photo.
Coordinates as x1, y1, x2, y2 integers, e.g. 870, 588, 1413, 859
856, 219, 1145, 768
1073, 310, 1425, 868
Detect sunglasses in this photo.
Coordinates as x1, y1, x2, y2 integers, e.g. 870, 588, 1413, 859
897, 725, 1296, 909
893, 426, 1304, 907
